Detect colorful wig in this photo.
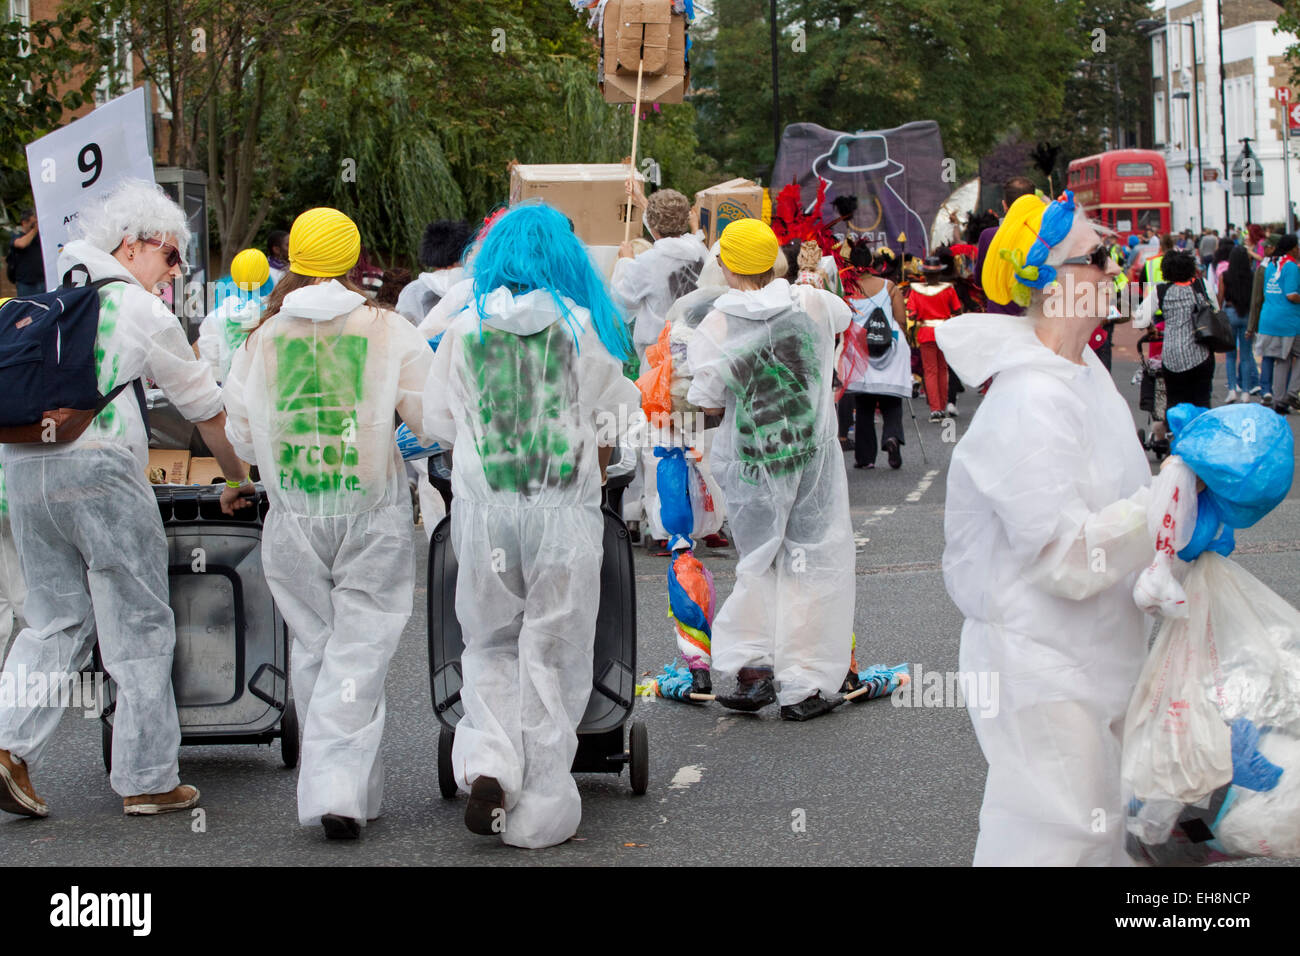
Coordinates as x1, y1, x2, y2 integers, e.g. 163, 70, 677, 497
470, 201, 631, 360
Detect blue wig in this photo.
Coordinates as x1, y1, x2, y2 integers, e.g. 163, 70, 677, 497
470, 201, 631, 361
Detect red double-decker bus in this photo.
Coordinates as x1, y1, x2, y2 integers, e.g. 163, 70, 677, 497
1066, 149, 1171, 240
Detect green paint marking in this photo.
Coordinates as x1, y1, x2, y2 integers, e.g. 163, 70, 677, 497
463, 325, 580, 494
724, 326, 821, 483
273, 334, 369, 499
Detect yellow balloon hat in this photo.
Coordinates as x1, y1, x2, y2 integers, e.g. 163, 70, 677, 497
981, 194, 1048, 307
230, 248, 270, 290
719, 217, 780, 276
289, 207, 361, 278
981, 191, 1078, 307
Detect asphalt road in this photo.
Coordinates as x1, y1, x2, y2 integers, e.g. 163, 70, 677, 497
6, 337, 1300, 866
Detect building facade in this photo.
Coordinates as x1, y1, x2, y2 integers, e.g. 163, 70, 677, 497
1149, 0, 1300, 233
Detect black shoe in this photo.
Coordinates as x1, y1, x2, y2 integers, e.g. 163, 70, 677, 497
884, 437, 902, 469
465, 775, 506, 835
690, 669, 712, 696
839, 437, 855, 451
853, 462, 874, 469
779, 692, 842, 722
626, 521, 641, 544
1275, 399, 1291, 416
716, 668, 776, 712
321, 814, 360, 840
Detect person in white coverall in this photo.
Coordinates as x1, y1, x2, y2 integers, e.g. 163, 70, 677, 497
394, 219, 473, 326
422, 202, 640, 848
0, 462, 26, 659
938, 190, 1187, 865
0, 180, 254, 819
686, 218, 856, 721
196, 248, 271, 384
223, 207, 434, 840
611, 183, 709, 539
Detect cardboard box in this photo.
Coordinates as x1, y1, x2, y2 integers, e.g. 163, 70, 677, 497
146, 448, 190, 485
601, 0, 688, 104
694, 178, 764, 246
509, 164, 646, 246
186, 457, 227, 486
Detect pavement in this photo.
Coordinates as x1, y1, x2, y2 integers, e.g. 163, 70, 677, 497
5, 339, 1300, 866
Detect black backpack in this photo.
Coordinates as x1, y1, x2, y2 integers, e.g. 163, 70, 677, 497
864, 305, 893, 358
0, 277, 145, 443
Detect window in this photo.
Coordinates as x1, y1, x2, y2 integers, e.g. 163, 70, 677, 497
8, 0, 29, 55
1170, 23, 1181, 71
1193, 16, 1203, 64
1155, 92, 1167, 145
1152, 34, 1164, 78
94, 18, 133, 106
1117, 162, 1156, 177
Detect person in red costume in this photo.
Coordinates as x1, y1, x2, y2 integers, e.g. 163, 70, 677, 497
907, 256, 963, 420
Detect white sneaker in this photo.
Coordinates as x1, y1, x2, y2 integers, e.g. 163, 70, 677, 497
1249, 386, 1263, 397
945, 402, 959, 418
1224, 389, 1239, 404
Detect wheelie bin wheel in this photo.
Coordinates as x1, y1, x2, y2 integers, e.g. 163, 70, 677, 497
628, 720, 649, 796
281, 697, 300, 769
438, 727, 458, 799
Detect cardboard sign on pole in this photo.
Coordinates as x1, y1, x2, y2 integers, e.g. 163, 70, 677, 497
601, 0, 688, 104
25, 87, 155, 291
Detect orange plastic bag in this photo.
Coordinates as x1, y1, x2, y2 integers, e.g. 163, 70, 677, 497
636, 323, 674, 426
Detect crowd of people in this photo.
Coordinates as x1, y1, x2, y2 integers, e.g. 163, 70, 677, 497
0, 168, 1291, 863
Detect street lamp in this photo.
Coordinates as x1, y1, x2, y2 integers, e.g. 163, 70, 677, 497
1173, 90, 1196, 230
1139, 17, 1205, 231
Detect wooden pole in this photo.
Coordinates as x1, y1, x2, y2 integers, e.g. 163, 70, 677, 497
624, 58, 645, 243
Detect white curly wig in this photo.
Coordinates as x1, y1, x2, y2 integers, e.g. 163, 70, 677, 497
74, 179, 191, 263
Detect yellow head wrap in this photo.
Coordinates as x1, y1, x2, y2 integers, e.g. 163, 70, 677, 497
230, 248, 270, 290
719, 218, 780, 276
289, 208, 361, 278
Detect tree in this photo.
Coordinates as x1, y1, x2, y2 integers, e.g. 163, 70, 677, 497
0, 4, 112, 221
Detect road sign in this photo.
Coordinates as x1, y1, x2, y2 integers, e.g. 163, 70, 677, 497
1290, 102, 1300, 133
1232, 151, 1265, 196
1278, 87, 1293, 103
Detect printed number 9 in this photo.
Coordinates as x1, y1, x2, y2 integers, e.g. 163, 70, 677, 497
79, 143, 103, 188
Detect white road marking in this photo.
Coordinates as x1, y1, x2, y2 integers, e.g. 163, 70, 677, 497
905, 469, 941, 503
668, 765, 705, 790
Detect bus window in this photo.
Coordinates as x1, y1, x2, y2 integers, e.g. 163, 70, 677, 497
1136, 209, 1162, 232
1117, 217, 1132, 232
1116, 162, 1156, 177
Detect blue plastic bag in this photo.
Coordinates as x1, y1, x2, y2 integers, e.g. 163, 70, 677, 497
654, 446, 693, 550
1168, 402, 1294, 531
395, 423, 441, 461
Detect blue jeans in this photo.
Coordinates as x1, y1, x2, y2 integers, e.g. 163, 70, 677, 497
15, 281, 44, 297
1224, 305, 1259, 392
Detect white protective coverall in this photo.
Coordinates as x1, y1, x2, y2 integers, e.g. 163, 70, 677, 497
610, 234, 710, 363
0, 240, 226, 796
0, 462, 27, 659
937, 311, 1155, 866
395, 266, 466, 326
612, 234, 709, 528
197, 293, 262, 384
686, 279, 856, 705
224, 280, 433, 827
417, 277, 474, 341
422, 286, 640, 848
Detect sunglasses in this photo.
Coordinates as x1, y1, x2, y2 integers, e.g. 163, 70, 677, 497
142, 237, 182, 268
1059, 245, 1111, 270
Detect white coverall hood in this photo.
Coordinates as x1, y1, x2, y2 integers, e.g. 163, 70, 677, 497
935, 311, 1084, 387
58, 240, 145, 289
277, 279, 367, 323
465, 286, 585, 338
713, 277, 796, 322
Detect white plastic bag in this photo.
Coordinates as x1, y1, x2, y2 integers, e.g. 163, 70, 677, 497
1123, 553, 1300, 863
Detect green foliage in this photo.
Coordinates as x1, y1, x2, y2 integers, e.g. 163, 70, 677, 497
0, 3, 113, 220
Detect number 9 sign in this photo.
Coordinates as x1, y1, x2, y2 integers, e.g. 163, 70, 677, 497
24, 87, 155, 291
